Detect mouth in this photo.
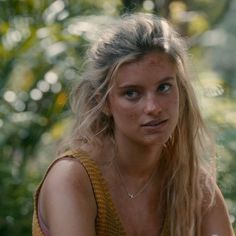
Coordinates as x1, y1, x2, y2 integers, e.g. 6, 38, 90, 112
141, 119, 168, 127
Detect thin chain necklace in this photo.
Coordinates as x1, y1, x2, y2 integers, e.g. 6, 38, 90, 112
113, 158, 158, 199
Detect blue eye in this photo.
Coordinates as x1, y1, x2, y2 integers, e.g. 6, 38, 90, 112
159, 83, 172, 93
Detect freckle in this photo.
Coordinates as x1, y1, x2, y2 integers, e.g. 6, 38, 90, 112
129, 113, 136, 120
146, 57, 164, 67
148, 58, 157, 65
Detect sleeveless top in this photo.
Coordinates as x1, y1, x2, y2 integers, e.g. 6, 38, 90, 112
32, 151, 169, 236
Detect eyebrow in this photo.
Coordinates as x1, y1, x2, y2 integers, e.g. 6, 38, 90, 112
118, 76, 176, 89
158, 76, 175, 83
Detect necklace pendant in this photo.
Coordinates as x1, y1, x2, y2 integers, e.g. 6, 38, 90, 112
128, 193, 134, 199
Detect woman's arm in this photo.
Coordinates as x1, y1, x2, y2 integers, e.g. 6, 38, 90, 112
201, 184, 234, 236
39, 158, 97, 236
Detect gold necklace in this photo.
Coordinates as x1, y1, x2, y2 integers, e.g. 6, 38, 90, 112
114, 158, 157, 199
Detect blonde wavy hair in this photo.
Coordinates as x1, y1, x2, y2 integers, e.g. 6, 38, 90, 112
67, 13, 215, 236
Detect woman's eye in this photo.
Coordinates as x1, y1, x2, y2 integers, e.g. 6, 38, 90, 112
158, 83, 172, 93
124, 90, 139, 99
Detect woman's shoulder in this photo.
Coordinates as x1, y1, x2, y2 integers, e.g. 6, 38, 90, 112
201, 178, 234, 235
44, 152, 91, 186
202, 185, 234, 235
40, 148, 97, 200
37, 151, 97, 235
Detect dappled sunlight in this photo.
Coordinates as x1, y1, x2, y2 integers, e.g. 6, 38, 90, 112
43, 0, 67, 24
143, 0, 155, 11
0, 0, 235, 234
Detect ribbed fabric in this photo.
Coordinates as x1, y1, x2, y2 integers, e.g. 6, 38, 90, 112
32, 151, 169, 236
32, 151, 126, 236
77, 153, 126, 235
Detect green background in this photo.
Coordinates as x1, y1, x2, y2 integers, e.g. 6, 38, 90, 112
0, 0, 235, 235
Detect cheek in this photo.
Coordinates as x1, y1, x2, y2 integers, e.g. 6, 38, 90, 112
128, 112, 138, 122
116, 105, 138, 121
171, 95, 179, 110
166, 92, 179, 117
109, 98, 139, 122
172, 94, 180, 122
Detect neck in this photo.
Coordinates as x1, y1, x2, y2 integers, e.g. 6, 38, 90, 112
114, 136, 163, 179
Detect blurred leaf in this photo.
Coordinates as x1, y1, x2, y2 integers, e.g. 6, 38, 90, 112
0, 0, 235, 234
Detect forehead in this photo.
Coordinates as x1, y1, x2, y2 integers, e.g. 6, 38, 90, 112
115, 52, 176, 83
140, 52, 174, 66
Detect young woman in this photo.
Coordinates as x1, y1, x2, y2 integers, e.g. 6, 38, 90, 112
32, 13, 234, 236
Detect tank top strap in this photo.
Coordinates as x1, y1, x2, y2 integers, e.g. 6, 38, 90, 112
63, 151, 126, 236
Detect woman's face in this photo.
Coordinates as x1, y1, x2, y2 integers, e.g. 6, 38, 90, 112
107, 52, 179, 147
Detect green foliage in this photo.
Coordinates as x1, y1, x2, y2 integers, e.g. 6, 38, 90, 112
0, 158, 38, 235
0, 0, 235, 235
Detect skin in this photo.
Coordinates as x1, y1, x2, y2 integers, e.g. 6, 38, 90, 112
39, 52, 234, 235
107, 52, 179, 173
109, 53, 179, 143
201, 184, 234, 235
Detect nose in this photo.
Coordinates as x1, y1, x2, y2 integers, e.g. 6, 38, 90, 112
143, 94, 162, 114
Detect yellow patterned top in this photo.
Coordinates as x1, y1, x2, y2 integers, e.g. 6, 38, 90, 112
32, 151, 168, 236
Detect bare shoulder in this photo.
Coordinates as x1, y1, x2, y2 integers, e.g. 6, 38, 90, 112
201, 183, 234, 236
39, 157, 97, 236
40, 157, 96, 200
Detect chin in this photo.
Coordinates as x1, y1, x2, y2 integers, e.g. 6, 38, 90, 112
141, 136, 170, 147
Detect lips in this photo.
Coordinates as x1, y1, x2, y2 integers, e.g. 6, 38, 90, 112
141, 119, 168, 127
